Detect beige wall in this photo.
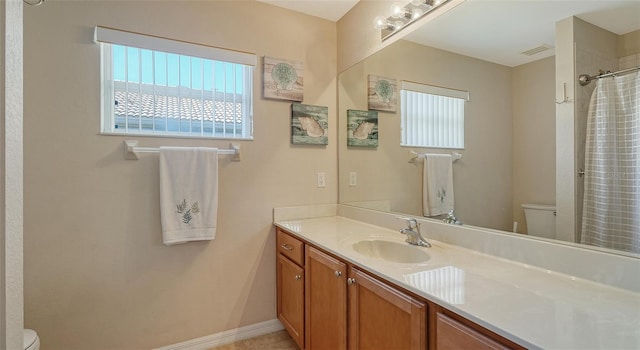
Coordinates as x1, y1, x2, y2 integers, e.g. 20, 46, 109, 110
23, 1, 336, 349
339, 39, 514, 232
618, 29, 640, 57
511, 56, 556, 234
555, 17, 578, 242
337, 0, 393, 72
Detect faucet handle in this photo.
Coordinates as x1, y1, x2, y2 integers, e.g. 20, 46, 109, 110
396, 216, 418, 229
443, 210, 461, 225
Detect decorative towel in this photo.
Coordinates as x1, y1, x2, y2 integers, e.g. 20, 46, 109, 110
423, 154, 454, 217
160, 147, 218, 245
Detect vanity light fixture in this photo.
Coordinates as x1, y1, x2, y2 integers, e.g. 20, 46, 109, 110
376, 0, 452, 41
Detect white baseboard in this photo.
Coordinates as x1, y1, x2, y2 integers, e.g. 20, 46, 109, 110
153, 319, 285, 350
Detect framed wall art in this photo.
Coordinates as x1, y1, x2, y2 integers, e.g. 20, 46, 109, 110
368, 75, 397, 112
347, 109, 378, 147
264, 56, 304, 101
291, 103, 328, 145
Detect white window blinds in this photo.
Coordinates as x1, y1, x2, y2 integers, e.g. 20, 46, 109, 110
400, 81, 468, 149
95, 26, 256, 139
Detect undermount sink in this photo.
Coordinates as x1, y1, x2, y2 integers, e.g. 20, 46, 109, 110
351, 240, 430, 264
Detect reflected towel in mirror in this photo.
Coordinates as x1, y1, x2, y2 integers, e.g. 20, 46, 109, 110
423, 154, 454, 217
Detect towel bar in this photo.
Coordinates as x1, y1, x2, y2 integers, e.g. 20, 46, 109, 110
408, 150, 462, 163
124, 140, 241, 161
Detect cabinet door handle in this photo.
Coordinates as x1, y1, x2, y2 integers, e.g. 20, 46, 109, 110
347, 278, 356, 285
335, 270, 342, 278
295, 275, 302, 280
280, 243, 293, 251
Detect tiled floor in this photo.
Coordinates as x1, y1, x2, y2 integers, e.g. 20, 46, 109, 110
210, 330, 299, 350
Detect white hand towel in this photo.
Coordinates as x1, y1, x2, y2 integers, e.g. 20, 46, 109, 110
423, 154, 454, 217
160, 147, 218, 245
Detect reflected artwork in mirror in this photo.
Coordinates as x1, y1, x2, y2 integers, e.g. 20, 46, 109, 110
338, 0, 640, 257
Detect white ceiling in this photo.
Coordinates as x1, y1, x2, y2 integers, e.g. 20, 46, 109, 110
403, 0, 640, 67
260, 0, 640, 68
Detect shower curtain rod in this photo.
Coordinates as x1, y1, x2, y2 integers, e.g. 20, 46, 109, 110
579, 66, 640, 86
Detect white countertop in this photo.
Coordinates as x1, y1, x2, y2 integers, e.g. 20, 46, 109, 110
275, 216, 640, 350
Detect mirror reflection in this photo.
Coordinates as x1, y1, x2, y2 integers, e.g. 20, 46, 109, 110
338, 0, 640, 256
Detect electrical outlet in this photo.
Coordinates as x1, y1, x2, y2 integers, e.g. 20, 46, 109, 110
349, 172, 357, 186
317, 172, 326, 188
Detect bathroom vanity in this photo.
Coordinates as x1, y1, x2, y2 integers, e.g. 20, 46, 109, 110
277, 227, 522, 350
274, 205, 640, 350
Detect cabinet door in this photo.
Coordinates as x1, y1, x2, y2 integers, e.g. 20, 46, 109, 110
277, 254, 304, 349
435, 312, 512, 350
348, 268, 426, 350
305, 246, 347, 350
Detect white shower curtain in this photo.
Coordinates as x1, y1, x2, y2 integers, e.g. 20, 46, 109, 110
581, 71, 640, 254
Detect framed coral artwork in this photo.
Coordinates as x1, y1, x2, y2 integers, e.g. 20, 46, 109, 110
347, 109, 378, 147
291, 103, 328, 145
264, 56, 304, 101
368, 75, 397, 112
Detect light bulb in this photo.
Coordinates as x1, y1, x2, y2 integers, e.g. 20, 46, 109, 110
411, 8, 424, 20
390, 2, 408, 19
374, 16, 391, 30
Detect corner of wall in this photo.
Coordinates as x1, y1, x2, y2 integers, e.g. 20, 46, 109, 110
554, 16, 577, 243
1, 0, 24, 349
618, 29, 640, 57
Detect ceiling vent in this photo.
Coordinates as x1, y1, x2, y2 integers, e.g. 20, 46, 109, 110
520, 44, 554, 56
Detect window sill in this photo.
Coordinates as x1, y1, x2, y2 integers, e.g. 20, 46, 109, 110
100, 131, 253, 141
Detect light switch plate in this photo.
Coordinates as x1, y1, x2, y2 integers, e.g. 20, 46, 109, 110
349, 172, 357, 186
317, 172, 326, 188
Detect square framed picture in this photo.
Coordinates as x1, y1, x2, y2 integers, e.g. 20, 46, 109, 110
368, 75, 397, 112
291, 103, 328, 145
347, 109, 378, 147
264, 56, 304, 101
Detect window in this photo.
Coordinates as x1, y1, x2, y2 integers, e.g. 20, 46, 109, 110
400, 81, 468, 149
95, 26, 255, 139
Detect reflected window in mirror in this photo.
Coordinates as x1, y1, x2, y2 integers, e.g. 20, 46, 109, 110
400, 81, 469, 149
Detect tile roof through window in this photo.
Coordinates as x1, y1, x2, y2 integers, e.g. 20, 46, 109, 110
113, 90, 243, 124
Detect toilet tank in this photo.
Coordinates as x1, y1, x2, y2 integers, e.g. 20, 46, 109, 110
521, 203, 556, 239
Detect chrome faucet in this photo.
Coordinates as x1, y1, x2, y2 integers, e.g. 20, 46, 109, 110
443, 210, 462, 225
398, 217, 431, 247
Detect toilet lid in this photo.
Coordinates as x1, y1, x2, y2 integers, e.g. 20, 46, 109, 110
23, 329, 38, 350
521, 203, 556, 211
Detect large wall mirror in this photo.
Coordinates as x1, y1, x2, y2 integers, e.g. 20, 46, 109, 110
338, 0, 640, 257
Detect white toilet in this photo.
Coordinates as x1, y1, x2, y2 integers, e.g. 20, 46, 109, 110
24, 329, 40, 350
521, 203, 556, 239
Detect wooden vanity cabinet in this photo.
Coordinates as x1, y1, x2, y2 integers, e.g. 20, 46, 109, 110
305, 246, 348, 350
277, 228, 523, 350
348, 268, 426, 350
304, 245, 425, 350
276, 229, 305, 349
